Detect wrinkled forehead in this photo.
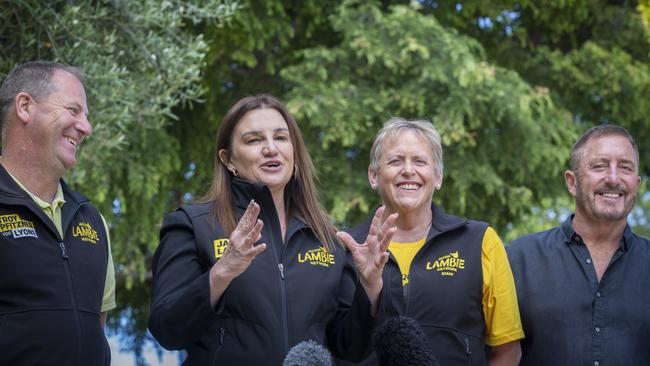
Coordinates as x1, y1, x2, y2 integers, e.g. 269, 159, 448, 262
581, 134, 639, 166
380, 129, 434, 156
48, 70, 88, 106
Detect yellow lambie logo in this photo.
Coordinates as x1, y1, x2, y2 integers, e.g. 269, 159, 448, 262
426, 250, 465, 277
72, 222, 99, 244
0, 213, 37, 238
298, 246, 335, 268
213, 238, 229, 259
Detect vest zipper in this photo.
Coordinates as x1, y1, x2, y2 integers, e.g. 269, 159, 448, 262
59, 242, 68, 258
262, 201, 290, 355
465, 337, 473, 364
278, 255, 289, 355
60, 240, 82, 365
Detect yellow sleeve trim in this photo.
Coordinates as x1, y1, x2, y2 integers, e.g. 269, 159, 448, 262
101, 214, 117, 312
481, 227, 524, 345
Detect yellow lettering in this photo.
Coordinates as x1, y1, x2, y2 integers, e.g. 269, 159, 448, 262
298, 247, 336, 267
0, 214, 19, 224
213, 239, 229, 259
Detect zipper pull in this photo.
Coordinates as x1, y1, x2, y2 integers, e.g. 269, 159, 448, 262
278, 263, 285, 279
219, 328, 225, 344
59, 242, 68, 259
465, 338, 471, 354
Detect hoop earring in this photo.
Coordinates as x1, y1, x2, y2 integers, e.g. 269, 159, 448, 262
231, 168, 239, 177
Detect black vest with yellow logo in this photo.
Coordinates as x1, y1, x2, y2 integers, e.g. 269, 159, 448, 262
349, 203, 488, 366
0, 166, 110, 366
149, 177, 374, 365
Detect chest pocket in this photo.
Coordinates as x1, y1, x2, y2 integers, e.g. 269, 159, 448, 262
65, 214, 108, 313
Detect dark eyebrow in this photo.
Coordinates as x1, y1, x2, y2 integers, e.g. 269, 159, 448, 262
240, 130, 262, 138
241, 128, 289, 138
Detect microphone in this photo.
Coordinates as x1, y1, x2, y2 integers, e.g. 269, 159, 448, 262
283, 340, 333, 366
373, 316, 439, 366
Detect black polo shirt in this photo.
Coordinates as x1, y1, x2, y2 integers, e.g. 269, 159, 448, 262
507, 215, 650, 366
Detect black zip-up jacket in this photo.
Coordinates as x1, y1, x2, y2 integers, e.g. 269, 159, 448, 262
0, 166, 110, 366
347, 203, 489, 366
148, 178, 375, 365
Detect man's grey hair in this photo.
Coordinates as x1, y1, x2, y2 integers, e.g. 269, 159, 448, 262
570, 124, 639, 172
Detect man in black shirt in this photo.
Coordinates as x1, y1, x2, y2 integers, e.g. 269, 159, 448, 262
507, 124, 650, 366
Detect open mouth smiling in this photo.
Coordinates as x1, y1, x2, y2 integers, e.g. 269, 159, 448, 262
397, 183, 421, 190
65, 137, 78, 146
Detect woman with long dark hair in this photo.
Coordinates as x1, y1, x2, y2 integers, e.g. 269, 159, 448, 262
148, 95, 396, 365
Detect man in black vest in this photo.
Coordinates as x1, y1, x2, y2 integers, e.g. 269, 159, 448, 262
508, 124, 650, 365
0, 61, 115, 365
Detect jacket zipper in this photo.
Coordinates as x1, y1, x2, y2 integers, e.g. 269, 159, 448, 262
465, 337, 472, 364
60, 240, 82, 365
278, 257, 289, 354
265, 205, 289, 355
60, 201, 88, 365
403, 231, 446, 315
404, 264, 413, 315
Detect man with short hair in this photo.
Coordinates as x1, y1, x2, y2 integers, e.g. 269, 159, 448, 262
507, 124, 650, 365
0, 61, 115, 365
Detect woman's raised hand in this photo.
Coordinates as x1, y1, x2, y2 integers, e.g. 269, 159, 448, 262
336, 206, 397, 312
221, 200, 267, 277
209, 200, 267, 306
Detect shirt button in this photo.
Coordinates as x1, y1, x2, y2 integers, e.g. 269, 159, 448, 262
586, 258, 592, 264
595, 326, 600, 332
594, 362, 600, 366
596, 292, 601, 297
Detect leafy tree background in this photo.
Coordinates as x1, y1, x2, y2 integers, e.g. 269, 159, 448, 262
2, 0, 649, 364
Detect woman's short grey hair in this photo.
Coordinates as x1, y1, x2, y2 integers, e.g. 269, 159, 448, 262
369, 117, 443, 178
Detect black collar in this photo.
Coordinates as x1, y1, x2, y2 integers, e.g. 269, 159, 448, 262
561, 214, 634, 251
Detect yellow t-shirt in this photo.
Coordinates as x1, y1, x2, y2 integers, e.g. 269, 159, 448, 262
388, 227, 524, 347
8, 173, 116, 312
388, 238, 426, 286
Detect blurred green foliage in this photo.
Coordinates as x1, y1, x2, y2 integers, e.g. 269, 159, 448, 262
1, 0, 238, 287
2, 0, 650, 363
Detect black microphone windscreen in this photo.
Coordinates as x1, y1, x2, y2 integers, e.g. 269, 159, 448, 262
283, 340, 333, 366
373, 316, 439, 366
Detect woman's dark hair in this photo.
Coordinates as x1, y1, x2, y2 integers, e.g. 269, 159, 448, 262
201, 94, 338, 250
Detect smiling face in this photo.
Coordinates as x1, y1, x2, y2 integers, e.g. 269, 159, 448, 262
31, 70, 92, 174
566, 134, 640, 224
220, 108, 295, 196
369, 130, 441, 216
